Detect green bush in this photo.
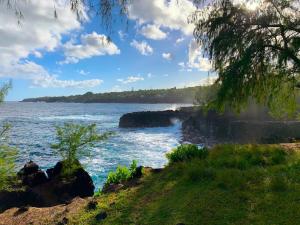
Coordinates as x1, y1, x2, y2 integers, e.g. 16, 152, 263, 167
166, 144, 208, 164
106, 160, 138, 185
51, 123, 111, 176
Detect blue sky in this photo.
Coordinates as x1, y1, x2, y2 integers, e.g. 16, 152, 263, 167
0, 0, 214, 101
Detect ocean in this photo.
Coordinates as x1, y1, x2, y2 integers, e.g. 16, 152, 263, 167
0, 102, 189, 189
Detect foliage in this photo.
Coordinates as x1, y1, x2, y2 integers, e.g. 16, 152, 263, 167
0, 144, 18, 191
166, 144, 208, 164
106, 160, 138, 185
190, 0, 300, 117
1, 0, 129, 31
23, 86, 203, 104
71, 144, 300, 225
51, 123, 111, 175
194, 84, 219, 106
0, 82, 18, 191
0, 82, 11, 103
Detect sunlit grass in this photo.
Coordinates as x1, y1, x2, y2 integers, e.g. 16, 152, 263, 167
70, 144, 300, 225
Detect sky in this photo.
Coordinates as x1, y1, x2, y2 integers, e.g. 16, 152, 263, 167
0, 0, 215, 101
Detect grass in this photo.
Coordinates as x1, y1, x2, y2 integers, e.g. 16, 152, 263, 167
69, 144, 300, 225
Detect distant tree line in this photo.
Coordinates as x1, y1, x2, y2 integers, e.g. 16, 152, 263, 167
22, 86, 214, 104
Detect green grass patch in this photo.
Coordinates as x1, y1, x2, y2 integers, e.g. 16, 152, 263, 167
70, 144, 300, 225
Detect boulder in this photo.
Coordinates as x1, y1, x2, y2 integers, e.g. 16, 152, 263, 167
46, 161, 63, 179
0, 160, 95, 212
18, 161, 39, 175
119, 107, 196, 128
119, 110, 181, 128
51, 167, 95, 199
132, 166, 143, 179
95, 212, 107, 221
18, 161, 48, 187
0, 188, 40, 213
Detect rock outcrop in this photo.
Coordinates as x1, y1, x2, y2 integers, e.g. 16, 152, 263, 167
0, 160, 95, 213
119, 107, 195, 128
119, 106, 300, 145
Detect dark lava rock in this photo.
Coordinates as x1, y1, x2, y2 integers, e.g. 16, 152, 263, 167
56, 217, 68, 225
95, 212, 107, 221
46, 161, 63, 179
0, 188, 40, 213
119, 110, 179, 128
86, 200, 98, 211
102, 183, 124, 194
18, 161, 48, 187
119, 107, 196, 128
132, 166, 143, 179
52, 167, 95, 199
0, 160, 95, 212
13, 206, 29, 216
18, 161, 39, 175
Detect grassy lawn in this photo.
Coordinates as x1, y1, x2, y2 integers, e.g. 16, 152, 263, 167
70, 144, 300, 225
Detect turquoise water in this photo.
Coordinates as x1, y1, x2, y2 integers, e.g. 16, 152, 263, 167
0, 102, 188, 189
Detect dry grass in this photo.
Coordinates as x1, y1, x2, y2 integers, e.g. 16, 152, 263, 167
0, 197, 90, 225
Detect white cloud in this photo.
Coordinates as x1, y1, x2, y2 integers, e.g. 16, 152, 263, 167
162, 52, 172, 60
0, 1, 103, 89
117, 76, 144, 84
188, 40, 212, 71
0, 61, 103, 88
77, 70, 90, 76
147, 73, 152, 78
140, 24, 167, 40
130, 40, 153, 55
176, 37, 185, 44
0, 0, 82, 66
31, 75, 103, 88
178, 62, 186, 71
128, 0, 196, 36
60, 32, 120, 64
33, 51, 43, 58
118, 30, 126, 41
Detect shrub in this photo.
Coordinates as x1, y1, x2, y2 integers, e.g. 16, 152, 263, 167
166, 144, 208, 164
0, 145, 18, 191
106, 160, 138, 185
51, 123, 111, 176
0, 124, 18, 191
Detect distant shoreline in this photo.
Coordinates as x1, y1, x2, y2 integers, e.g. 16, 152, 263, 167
21, 86, 201, 104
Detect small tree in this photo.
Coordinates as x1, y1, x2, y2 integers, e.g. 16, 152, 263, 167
0, 82, 18, 190
51, 123, 111, 175
191, 0, 300, 116
0, 124, 18, 191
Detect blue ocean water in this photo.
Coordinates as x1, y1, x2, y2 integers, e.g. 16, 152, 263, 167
0, 102, 188, 189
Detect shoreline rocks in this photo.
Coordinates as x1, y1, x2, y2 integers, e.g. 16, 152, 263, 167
119, 107, 195, 128
119, 106, 300, 145
0, 160, 95, 213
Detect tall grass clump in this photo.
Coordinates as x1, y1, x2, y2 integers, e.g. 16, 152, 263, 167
209, 144, 289, 169
166, 144, 208, 164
